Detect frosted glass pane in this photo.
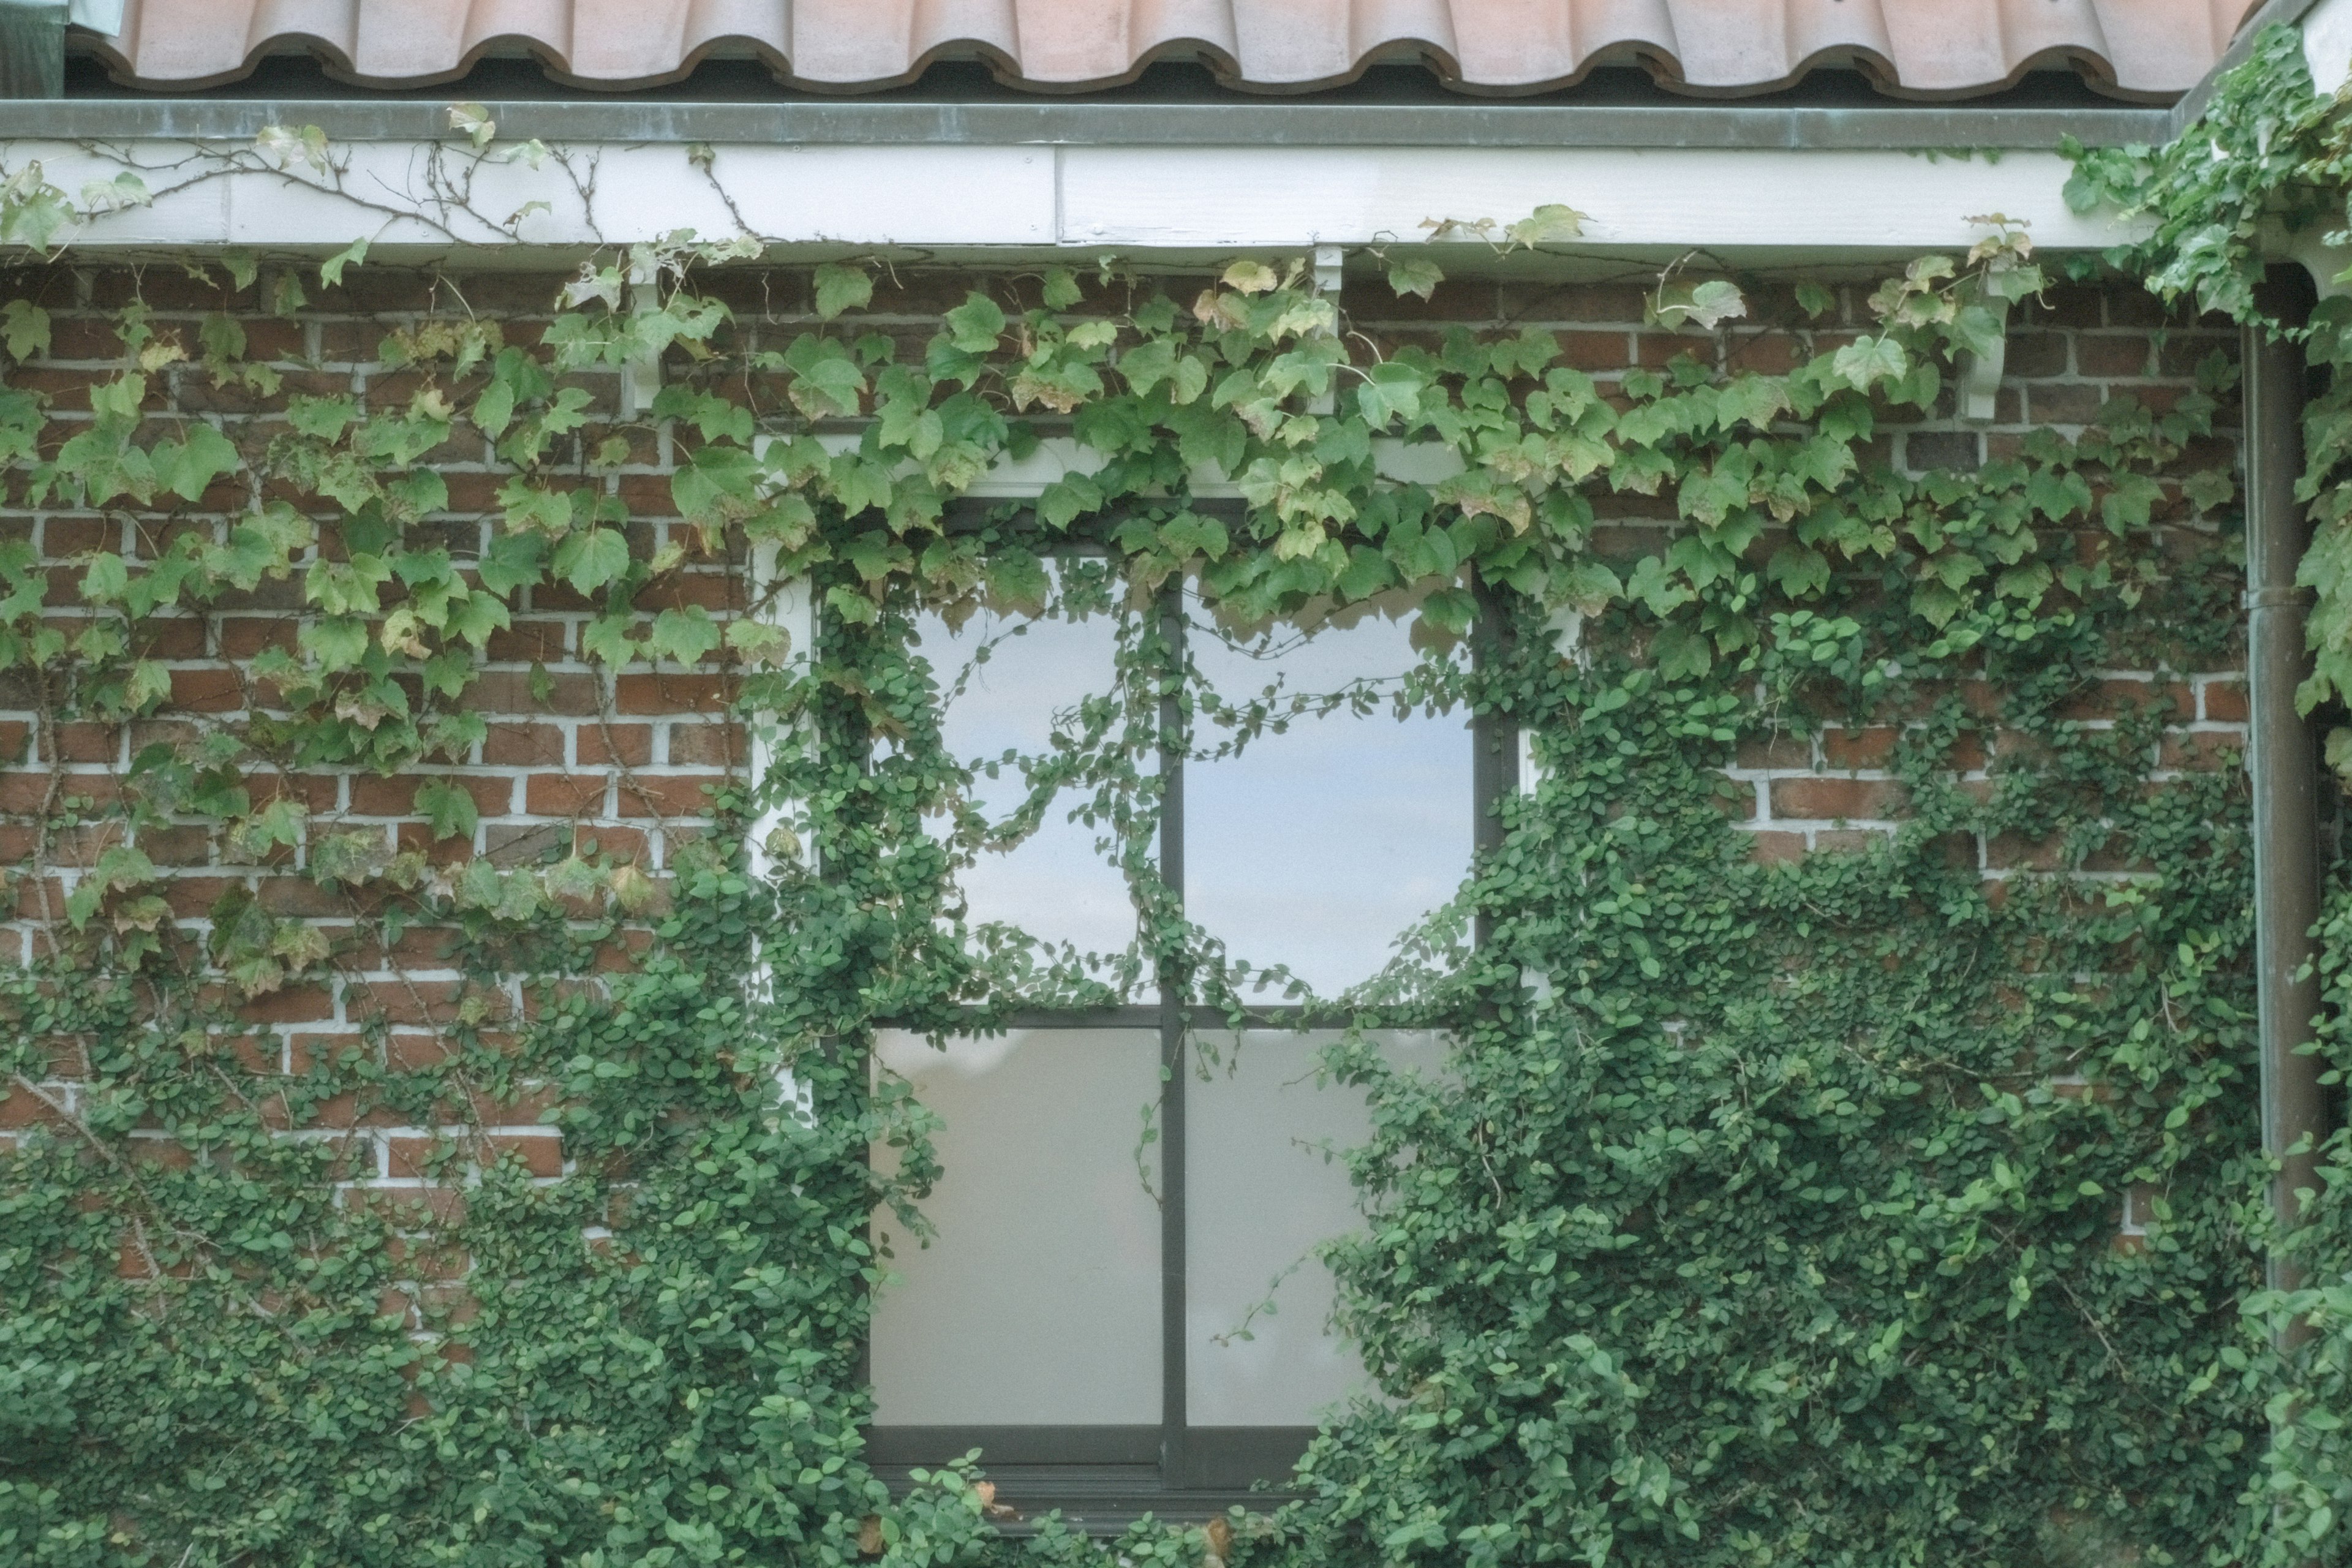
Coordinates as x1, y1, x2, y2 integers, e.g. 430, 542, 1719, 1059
1185, 606, 1470, 996
1186, 1030, 1441, 1427
870, 1029, 1163, 1425
913, 595, 1141, 970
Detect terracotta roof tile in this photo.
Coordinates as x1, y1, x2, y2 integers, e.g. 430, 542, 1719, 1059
76, 0, 2265, 100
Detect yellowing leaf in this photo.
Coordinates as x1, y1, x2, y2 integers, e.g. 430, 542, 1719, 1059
1221, 258, 1280, 295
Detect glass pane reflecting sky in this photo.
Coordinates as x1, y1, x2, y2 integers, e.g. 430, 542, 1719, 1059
911, 589, 1143, 974
1185, 602, 1472, 997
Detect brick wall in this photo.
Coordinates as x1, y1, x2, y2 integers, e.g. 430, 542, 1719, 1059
0, 265, 2245, 1251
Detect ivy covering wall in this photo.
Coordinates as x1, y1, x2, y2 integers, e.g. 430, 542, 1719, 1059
0, 82, 2315, 1567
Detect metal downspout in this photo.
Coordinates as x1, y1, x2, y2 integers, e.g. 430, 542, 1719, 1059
0, 1, 65, 99
2247, 267, 2326, 1353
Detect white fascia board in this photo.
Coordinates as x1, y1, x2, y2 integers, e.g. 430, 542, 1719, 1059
3, 139, 2147, 255
1057, 146, 2133, 252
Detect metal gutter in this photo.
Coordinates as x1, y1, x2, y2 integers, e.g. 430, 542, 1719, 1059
2246, 265, 2327, 1358
0, 97, 2175, 149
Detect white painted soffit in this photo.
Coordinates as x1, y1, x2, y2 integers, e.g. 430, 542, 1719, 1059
0, 141, 2147, 254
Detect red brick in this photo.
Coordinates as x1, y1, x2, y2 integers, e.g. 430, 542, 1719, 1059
2076, 336, 2152, 377
483, 722, 567, 766
237, 984, 334, 1023
525, 773, 611, 816
170, 666, 246, 712
578, 724, 652, 767
1985, 832, 2066, 872
0, 1081, 70, 1128
1819, 726, 1899, 769
469, 669, 600, 715
1735, 733, 1811, 769
2059, 679, 2193, 722
466, 1083, 560, 1125
350, 774, 513, 818
485, 1134, 564, 1175
2202, 680, 2248, 722
41, 516, 113, 554
666, 722, 744, 767
1746, 831, 1807, 864
615, 775, 722, 818
2160, 731, 2241, 771
614, 673, 734, 714
219, 617, 296, 658
140, 825, 211, 865
385, 1032, 451, 1069
485, 621, 572, 662
342, 979, 473, 1027
1767, 778, 1908, 821
1498, 282, 1648, 323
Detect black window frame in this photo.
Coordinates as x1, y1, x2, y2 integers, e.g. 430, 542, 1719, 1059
853, 497, 1515, 1529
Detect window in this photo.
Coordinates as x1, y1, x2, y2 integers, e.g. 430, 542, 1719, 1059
850, 525, 1507, 1521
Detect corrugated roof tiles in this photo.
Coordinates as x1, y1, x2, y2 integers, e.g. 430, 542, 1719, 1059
77, 0, 2264, 100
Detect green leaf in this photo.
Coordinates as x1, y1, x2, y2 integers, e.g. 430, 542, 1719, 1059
318, 238, 369, 288
1833, 335, 1907, 391
1, 300, 49, 361
1385, 255, 1444, 300
552, 527, 631, 595
647, 606, 720, 666
448, 102, 496, 147
579, 613, 643, 666
413, 778, 480, 842
300, 616, 370, 672
1506, 204, 1586, 247
123, 659, 171, 711
472, 379, 516, 440
785, 342, 867, 420
813, 263, 873, 322
1557, 559, 1623, 614
1354, 363, 1425, 430
1119, 338, 1177, 396
943, 293, 1007, 355
2100, 472, 2164, 533
286, 394, 358, 442
1037, 474, 1104, 530
1651, 279, 1747, 331
151, 422, 241, 502
81, 552, 129, 604
477, 531, 547, 595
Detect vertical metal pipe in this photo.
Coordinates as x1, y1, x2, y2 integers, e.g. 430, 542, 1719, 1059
1470, 585, 1514, 952
2247, 268, 2325, 1352
1155, 586, 1189, 1488
0, 3, 66, 99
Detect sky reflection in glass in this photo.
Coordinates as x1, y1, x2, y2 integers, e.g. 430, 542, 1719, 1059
911, 593, 1142, 976
1185, 603, 1471, 997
